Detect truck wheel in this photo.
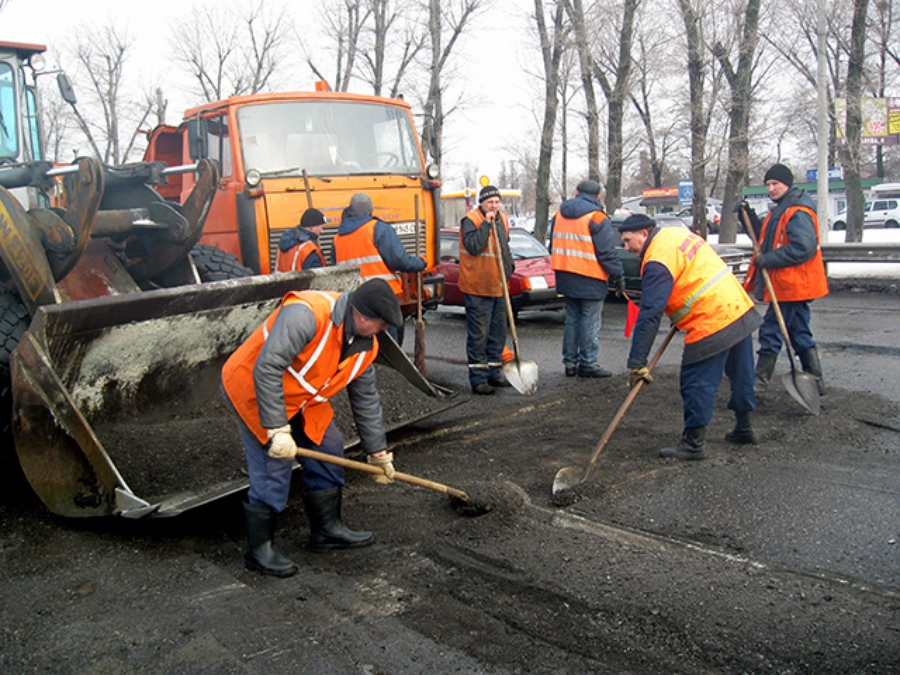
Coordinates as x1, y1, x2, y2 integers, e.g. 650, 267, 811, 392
191, 244, 254, 282
0, 287, 30, 436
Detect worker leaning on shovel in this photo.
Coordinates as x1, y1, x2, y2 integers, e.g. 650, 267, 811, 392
221, 279, 403, 577
618, 214, 763, 461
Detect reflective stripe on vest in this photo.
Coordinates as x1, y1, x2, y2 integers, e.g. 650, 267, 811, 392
551, 211, 609, 281
643, 228, 755, 344
332, 219, 402, 292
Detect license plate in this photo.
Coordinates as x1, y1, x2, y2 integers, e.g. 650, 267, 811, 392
392, 222, 416, 236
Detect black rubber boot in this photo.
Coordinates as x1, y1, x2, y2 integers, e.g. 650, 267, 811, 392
303, 487, 374, 552
724, 411, 759, 444
660, 427, 707, 460
243, 502, 298, 577
754, 352, 778, 395
797, 347, 825, 396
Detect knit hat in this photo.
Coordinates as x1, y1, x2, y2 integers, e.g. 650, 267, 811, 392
618, 213, 655, 232
478, 185, 501, 203
300, 208, 326, 228
349, 279, 403, 328
575, 179, 601, 196
764, 164, 793, 187
347, 193, 374, 218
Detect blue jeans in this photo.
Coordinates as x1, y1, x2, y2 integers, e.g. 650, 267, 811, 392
680, 334, 756, 429
758, 300, 815, 356
239, 416, 347, 513
464, 294, 507, 387
562, 297, 604, 368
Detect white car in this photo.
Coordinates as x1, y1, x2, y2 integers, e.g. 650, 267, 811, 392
831, 199, 900, 230
676, 204, 722, 233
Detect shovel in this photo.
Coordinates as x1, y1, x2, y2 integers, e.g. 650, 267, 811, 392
293, 446, 469, 501
739, 205, 820, 415
490, 219, 539, 395
552, 325, 678, 497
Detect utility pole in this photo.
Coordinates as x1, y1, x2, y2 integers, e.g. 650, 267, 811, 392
816, 0, 830, 239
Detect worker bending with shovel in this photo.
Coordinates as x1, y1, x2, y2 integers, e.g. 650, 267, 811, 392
618, 214, 762, 460
221, 279, 403, 577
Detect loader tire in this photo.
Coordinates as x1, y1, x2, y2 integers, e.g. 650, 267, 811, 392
0, 287, 30, 436
191, 244, 254, 283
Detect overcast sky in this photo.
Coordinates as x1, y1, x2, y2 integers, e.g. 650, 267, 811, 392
0, 0, 543, 189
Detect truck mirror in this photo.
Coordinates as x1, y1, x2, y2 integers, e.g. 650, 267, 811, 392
187, 117, 208, 160
57, 73, 77, 105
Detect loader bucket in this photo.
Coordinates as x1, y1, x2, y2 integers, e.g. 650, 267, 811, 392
11, 267, 456, 518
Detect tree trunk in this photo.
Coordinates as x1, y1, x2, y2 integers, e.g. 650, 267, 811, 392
842, 0, 871, 243
566, 0, 600, 183
679, 0, 710, 239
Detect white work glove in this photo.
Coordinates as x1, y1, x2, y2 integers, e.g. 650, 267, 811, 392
629, 367, 654, 389
367, 451, 395, 484
266, 424, 297, 461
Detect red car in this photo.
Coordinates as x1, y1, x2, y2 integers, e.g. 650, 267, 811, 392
435, 227, 562, 317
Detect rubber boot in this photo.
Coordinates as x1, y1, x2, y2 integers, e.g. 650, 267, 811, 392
754, 352, 778, 395
660, 427, 707, 460
243, 502, 298, 577
797, 347, 825, 396
724, 411, 759, 444
303, 487, 374, 552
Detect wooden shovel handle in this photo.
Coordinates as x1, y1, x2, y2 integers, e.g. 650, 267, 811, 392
294, 446, 469, 501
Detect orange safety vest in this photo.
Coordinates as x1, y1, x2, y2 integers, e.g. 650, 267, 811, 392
276, 240, 326, 272
551, 211, 610, 281
221, 290, 379, 445
643, 228, 755, 344
743, 205, 829, 302
332, 219, 402, 293
458, 209, 508, 297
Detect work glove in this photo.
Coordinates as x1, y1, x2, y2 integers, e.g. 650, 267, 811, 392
367, 451, 395, 484
753, 253, 771, 269
629, 367, 654, 389
612, 277, 627, 298
266, 424, 297, 461
736, 201, 762, 237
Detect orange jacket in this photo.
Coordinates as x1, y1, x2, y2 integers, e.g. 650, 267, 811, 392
458, 209, 508, 297
221, 290, 379, 445
332, 219, 401, 292
744, 205, 828, 302
643, 228, 755, 344
276, 240, 326, 272
551, 211, 610, 281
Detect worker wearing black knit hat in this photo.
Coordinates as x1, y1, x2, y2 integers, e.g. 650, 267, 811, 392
550, 178, 625, 378
276, 208, 327, 272
222, 278, 401, 577
459, 185, 515, 394
745, 163, 828, 397
618, 213, 761, 460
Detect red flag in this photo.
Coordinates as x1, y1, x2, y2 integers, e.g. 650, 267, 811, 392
624, 296, 640, 337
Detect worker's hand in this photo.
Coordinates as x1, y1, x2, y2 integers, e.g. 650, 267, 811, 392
613, 277, 627, 298
753, 253, 771, 269
367, 451, 395, 484
266, 424, 297, 461
629, 367, 653, 389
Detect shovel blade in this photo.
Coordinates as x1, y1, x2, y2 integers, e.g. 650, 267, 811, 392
552, 466, 584, 495
782, 371, 820, 415
503, 359, 539, 395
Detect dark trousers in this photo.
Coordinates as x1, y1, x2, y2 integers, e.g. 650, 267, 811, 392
464, 293, 507, 387
758, 300, 815, 356
680, 333, 756, 429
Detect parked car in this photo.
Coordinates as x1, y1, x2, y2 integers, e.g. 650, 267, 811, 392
611, 216, 752, 297
436, 227, 562, 317
831, 199, 900, 230
676, 204, 722, 233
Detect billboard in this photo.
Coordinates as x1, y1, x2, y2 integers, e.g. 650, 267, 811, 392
835, 97, 900, 146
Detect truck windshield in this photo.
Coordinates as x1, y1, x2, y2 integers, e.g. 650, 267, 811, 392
0, 63, 18, 160
237, 100, 422, 177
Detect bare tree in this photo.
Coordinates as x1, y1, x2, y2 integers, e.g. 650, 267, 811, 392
171, 0, 288, 101
713, 0, 761, 243
564, 0, 601, 183
419, 0, 485, 167
531, 0, 567, 244
359, 0, 426, 97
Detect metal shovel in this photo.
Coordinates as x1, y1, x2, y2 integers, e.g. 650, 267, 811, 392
490, 220, 538, 395
553, 325, 678, 497
739, 205, 820, 415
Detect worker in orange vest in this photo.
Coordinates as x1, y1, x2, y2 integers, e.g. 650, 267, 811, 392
742, 164, 828, 396
275, 208, 327, 272
221, 279, 403, 577
619, 214, 762, 460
